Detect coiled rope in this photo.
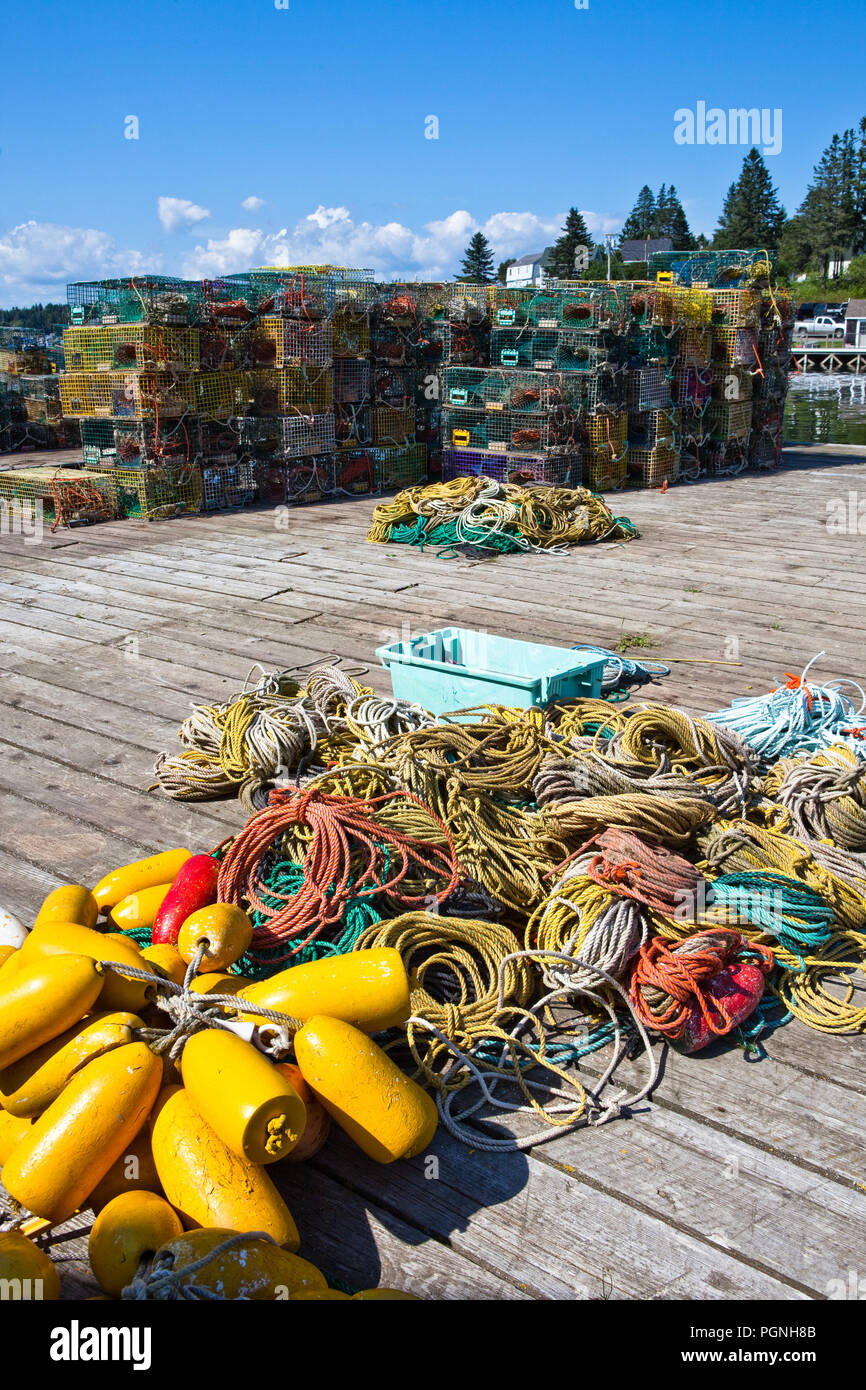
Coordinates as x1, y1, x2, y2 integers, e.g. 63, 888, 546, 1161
216, 787, 460, 961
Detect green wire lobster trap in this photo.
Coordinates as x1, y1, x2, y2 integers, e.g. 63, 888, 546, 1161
443, 405, 582, 456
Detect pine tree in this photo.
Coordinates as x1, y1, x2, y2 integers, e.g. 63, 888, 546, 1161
655, 185, 696, 248
712, 148, 786, 249
853, 117, 866, 256
459, 232, 495, 283
496, 259, 516, 285
620, 186, 656, 242
547, 208, 593, 279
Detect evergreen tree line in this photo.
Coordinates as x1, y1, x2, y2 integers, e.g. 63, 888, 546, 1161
459, 115, 866, 291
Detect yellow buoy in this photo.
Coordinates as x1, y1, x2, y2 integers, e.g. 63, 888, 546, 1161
149, 1086, 299, 1249
294, 1016, 437, 1163
237, 949, 410, 1033
180, 1029, 306, 1164
93, 850, 192, 912
1, 1042, 163, 1223
34, 884, 99, 932
0, 953, 105, 1070
89, 1191, 184, 1298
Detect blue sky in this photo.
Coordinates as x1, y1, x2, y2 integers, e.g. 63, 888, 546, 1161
1, 0, 864, 305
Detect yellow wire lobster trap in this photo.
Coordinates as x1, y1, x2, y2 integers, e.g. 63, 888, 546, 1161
62, 326, 200, 373
111, 463, 203, 520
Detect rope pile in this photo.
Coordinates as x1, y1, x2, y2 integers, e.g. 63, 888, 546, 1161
367, 477, 638, 556
705, 654, 866, 760
150, 661, 433, 809
138, 657, 866, 1149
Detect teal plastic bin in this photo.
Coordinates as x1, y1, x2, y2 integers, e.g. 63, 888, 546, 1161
376, 627, 606, 714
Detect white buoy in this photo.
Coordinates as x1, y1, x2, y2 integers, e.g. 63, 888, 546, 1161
0, 907, 28, 949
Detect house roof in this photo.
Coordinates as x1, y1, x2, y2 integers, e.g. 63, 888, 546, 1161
510, 252, 545, 267
846, 300, 866, 318
621, 237, 674, 262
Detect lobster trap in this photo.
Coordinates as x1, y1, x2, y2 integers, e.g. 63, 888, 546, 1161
441, 449, 579, 488
444, 405, 581, 456
490, 327, 606, 373
710, 365, 755, 404
443, 320, 488, 367
61, 371, 194, 420
369, 443, 427, 491
582, 410, 628, 457
280, 412, 337, 458
650, 285, 713, 328
701, 438, 749, 476
0, 467, 118, 527
372, 404, 415, 448
81, 416, 200, 469
446, 284, 491, 326
373, 365, 418, 409
333, 306, 370, 358
62, 325, 199, 373
647, 249, 776, 290
748, 413, 783, 470
626, 366, 672, 411
194, 372, 254, 420
256, 318, 334, 368
443, 366, 586, 413
285, 454, 338, 505
372, 282, 448, 325
335, 401, 372, 449
582, 449, 628, 492
672, 366, 712, 409
333, 359, 371, 404
282, 366, 335, 416
335, 449, 379, 496
707, 400, 752, 441
0, 348, 52, 375
627, 444, 681, 489
708, 288, 761, 329
111, 463, 203, 520
67, 277, 196, 327
246, 270, 335, 322
711, 328, 759, 368
677, 326, 713, 369
627, 407, 679, 451
200, 460, 257, 511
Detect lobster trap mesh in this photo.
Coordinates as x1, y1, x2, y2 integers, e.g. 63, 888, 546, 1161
707, 400, 752, 441
627, 445, 681, 489
372, 404, 415, 447
627, 408, 679, 450
335, 449, 379, 496
441, 449, 579, 488
0, 467, 118, 526
111, 464, 203, 519
443, 405, 581, 456
626, 366, 672, 411
201, 460, 257, 511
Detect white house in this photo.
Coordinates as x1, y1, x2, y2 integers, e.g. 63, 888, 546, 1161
505, 250, 554, 288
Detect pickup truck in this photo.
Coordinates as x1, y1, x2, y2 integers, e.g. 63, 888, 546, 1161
794, 314, 845, 339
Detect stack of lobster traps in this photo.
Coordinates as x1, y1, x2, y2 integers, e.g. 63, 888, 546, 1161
0, 329, 80, 454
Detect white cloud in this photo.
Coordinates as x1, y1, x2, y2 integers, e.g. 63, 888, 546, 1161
0, 204, 626, 307
241, 196, 265, 212
182, 206, 623, 281
157, 197, 211, 233
0, 221, 153, 307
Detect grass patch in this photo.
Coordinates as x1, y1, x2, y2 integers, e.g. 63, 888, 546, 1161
617, 631, 656, 653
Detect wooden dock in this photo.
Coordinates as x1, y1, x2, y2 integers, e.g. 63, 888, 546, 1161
0, 441, 864, 1301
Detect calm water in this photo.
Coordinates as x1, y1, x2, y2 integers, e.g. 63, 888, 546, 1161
784, 373, 866, 446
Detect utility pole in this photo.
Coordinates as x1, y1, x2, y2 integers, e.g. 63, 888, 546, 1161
604, 234, 616, 280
